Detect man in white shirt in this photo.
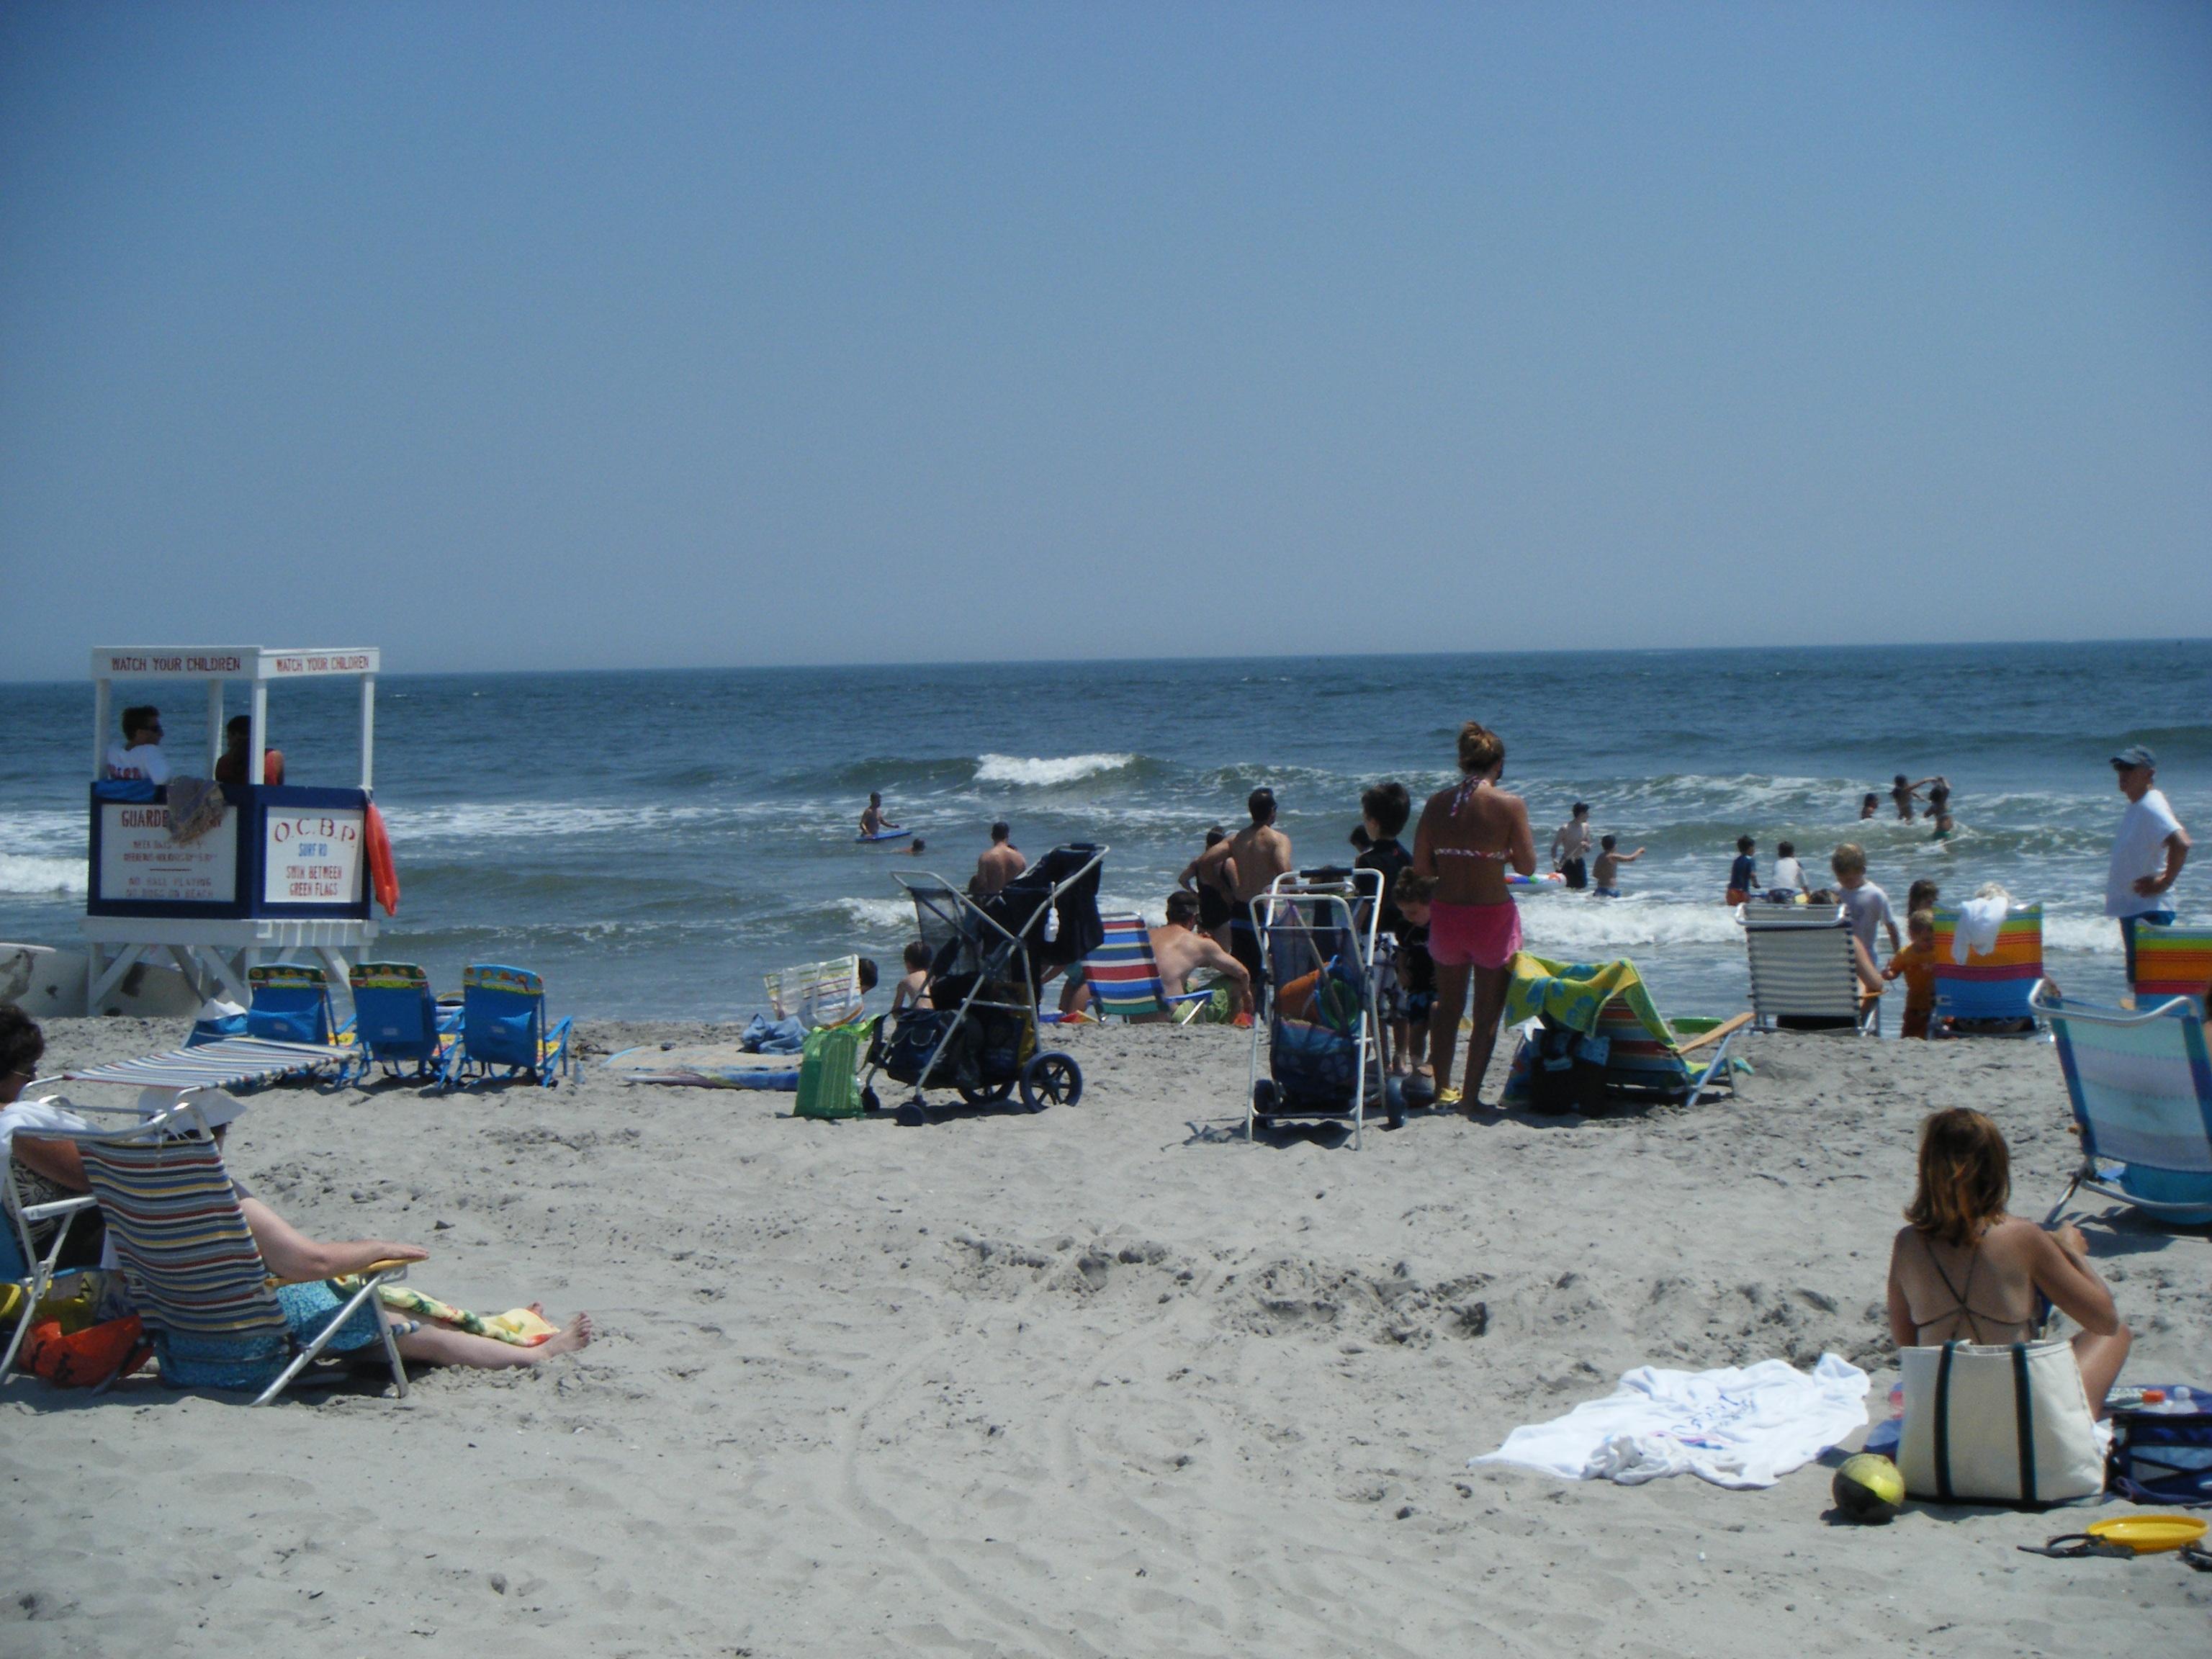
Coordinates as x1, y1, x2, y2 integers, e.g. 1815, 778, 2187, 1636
102, 706, 170, 783
2105, 743, 2190, 978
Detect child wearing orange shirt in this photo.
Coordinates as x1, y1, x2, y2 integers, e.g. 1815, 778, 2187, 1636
1884, 909, 1940, 1038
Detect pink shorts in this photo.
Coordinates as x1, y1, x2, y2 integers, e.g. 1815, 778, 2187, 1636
1428, 899, 1521, 969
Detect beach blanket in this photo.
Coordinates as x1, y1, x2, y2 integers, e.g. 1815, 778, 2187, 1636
166, 777, 227, 845
1502, 953, 1671, 1045
603, 1040, 805, 1089
1474, 1354, 1869, 1489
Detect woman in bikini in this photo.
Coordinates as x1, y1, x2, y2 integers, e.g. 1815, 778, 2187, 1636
1885, 1107, 2131, 1416
1411, 721, 1536, 1111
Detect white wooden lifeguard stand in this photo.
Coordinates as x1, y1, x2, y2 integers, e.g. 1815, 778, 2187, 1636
84, 646, 382, 1010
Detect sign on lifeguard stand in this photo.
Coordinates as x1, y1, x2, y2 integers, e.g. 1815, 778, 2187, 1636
84, 647, 384, 1010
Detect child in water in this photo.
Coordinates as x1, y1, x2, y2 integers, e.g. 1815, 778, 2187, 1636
1592, 834, 1644, 897
1884, 909, 1940, 1038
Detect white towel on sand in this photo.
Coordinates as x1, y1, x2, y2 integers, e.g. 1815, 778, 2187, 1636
1474, 1354, 1870, 1490
1954, 894, 2010, 963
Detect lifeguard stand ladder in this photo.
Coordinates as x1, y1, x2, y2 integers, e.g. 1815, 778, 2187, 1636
84, 646, 382, 1009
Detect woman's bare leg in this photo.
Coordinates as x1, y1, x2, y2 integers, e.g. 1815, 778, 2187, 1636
1463, 962, 1512, 1108
395, 1312, 592, 1370
2072, 1323, 2133, 1419
1429, 963, 1471, 1097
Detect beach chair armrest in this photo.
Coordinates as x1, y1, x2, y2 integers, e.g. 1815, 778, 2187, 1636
17, 1193, 99, 1225
1675, 1012, 1754, 1055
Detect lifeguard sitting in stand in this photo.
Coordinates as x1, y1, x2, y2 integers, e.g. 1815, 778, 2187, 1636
214, 715, 285, 786
103, 706, 168, 783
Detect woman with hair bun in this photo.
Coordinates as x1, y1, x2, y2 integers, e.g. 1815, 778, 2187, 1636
1411, 721, 1535, 1111
1885, 1108, 2131, 1416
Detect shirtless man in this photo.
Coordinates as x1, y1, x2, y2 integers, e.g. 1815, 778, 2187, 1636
1150, 891, 1251, 1019
859, 793, 889, 837
971, 821, 1026, 898
1178, 827, 1239, 948
1225, 788, 1293, 1000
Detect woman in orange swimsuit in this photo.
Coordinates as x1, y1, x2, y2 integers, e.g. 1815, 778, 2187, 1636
1885, 1107, 2131, 1416
1411, 721, 1536, 1111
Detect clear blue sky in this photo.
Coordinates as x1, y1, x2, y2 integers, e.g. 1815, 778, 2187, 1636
4, 3, 2207, 678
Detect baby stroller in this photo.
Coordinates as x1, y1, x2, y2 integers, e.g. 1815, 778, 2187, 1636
1246, 866, 1399, 1146
863, 844, 1107, 1117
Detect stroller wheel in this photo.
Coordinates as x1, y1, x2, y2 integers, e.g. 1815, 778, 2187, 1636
860, 1085, 881, 1114
1020, 1052, 1082, 1112
957, 1080, 1016, 1107
1251, 1078, 1280, 1118
1383, 1075, 1406, 1130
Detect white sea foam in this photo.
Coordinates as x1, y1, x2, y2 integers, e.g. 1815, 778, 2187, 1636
0, 855, 87, 896
837, 896, 917, 932
974, 753, 1136, 788
1518, 897, 1747, 955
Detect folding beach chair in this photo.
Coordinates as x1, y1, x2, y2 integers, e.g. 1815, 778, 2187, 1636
0, 1137, 101, 1384
1503, 952, 1753, 1108
2034, 984, 2212, 1227
2130, 925, 2212, 1016
445, 964, 573, 1089
1930, 902, 2046, 1034
1735, 904, 1877, 1033
63, 1036, 355, 1092
766, 956, 867, 1030
347, 962, 459, 1086
34, 1102, 413, 1403
1082, 914, 1213, 1024
246, 963, 347, 1046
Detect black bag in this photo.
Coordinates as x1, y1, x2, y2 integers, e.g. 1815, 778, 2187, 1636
1526, 1020, 1608, 1115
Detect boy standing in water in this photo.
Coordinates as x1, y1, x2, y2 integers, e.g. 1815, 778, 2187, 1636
1592, 835, 1643, 897
1725, 837, 1758, 905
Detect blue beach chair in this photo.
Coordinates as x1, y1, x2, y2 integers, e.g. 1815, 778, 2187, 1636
446, 964, 573, 1090
347, 962, 459, 1087
2034, 984, 2212, 1227
246, 963, 347, 1046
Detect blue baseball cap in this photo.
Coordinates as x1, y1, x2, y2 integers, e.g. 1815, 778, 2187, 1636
2110, 744, 2157, 769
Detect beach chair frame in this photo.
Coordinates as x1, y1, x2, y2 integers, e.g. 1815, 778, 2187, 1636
346, 961, 459, 1087
24, 1097, 413, 1403
0, 1120, 102, 1384
1734, 904, 1878, 1035
1247, 867, 1391, 1148
2033, 984, 2212, 1227
444, 964, 574, 1090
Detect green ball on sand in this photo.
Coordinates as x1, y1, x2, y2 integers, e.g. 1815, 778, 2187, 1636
1832, 1453, 1904, 1524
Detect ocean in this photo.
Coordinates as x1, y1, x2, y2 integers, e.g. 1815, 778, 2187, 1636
3, 641, 2206, 1022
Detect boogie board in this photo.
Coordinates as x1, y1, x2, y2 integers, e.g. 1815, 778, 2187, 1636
1507, 872, 1567, 892
856, 827, 912, 843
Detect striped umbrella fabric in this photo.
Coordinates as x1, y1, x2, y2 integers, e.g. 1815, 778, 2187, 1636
63, 1038, 350, 1092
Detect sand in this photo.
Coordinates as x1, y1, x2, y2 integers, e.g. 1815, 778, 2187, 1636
5, 1016, 2208, 1656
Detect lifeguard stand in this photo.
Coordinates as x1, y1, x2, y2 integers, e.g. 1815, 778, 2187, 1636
84, 646, 383, 1009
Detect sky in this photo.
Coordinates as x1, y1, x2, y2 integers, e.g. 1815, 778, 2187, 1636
3, 2, 2208, 680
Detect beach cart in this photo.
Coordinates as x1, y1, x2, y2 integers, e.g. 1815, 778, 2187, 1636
863, 844, 1105, 1117
1246, 866, 1398, 1147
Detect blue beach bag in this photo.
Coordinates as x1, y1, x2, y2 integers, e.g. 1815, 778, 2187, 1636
2110, 1385, 2212, 1507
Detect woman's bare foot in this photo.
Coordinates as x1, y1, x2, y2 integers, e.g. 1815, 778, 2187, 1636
538, 1313, 593, 1357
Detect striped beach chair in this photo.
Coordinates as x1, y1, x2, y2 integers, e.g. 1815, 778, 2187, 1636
2131, 925, 2212, 1016
2035, 985, 2212, 1226
47, 1105, 411, 1402
1735, 904, 1877, 1033
445, 964, 573, 1089
1930, 902, 2046, 1033
1504, 952, 1751, 1107
1082, 914, 1213, 1024
766, 955, 868, 1030
63, 1037, 355, 1092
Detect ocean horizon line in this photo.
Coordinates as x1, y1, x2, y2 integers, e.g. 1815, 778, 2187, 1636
6, 632, 2206, 690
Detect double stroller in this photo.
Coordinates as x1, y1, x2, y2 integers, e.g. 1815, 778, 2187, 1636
1246, 866, 1401, 1146
863, 844, 1106, 1116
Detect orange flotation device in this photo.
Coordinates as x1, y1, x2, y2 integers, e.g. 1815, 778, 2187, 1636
365, 800, 400, 917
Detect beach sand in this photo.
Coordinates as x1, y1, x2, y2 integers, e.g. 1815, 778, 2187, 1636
6, 1017, 2207, 1656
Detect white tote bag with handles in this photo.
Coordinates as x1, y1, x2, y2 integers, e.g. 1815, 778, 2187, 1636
1898, 1339, 2105, 1504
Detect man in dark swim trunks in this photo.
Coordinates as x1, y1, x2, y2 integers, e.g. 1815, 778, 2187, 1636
1226, 789, 1292, 1004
